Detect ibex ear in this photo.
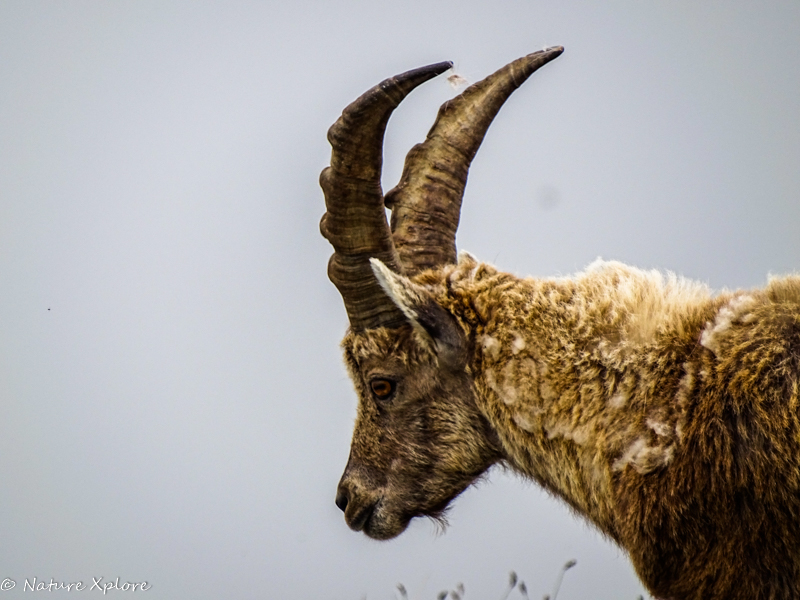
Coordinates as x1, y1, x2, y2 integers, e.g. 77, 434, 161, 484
370, 258, 467, 369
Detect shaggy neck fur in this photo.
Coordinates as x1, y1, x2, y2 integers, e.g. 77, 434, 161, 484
437, 257, 721, 530
414, 253, 800, 599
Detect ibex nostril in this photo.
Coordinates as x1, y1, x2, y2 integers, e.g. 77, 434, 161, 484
335, 489, 349, 513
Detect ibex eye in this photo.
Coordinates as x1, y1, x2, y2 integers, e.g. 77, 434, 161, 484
369, 378, 395, 400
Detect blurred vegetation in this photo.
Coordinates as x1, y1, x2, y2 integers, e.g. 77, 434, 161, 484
390, 560, 648, 600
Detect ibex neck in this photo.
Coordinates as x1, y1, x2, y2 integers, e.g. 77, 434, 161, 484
438, 257, 721, 538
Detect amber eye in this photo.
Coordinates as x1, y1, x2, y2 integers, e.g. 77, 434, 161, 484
369, 378, 395, 400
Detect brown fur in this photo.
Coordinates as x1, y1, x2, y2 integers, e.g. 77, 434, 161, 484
323, 48, 800, 600
336, 253, 800, 600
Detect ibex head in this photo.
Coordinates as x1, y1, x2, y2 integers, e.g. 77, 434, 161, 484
320, 48, 563, 539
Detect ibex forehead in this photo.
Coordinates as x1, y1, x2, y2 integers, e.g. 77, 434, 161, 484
358, 357, 412, 385
342, 326, 435, 368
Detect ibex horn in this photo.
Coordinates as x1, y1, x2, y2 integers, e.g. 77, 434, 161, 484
320, 61, 453, 330
385, 47, 564, 275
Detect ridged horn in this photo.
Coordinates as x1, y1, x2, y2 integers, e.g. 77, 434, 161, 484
385, 46, 564, 275
320, 61, 453, 330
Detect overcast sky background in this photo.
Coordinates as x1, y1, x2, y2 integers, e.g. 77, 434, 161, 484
1, 2, 799, 599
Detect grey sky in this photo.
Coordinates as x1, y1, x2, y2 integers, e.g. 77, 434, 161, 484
1, 2, 798, 599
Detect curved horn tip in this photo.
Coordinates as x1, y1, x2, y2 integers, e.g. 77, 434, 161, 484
540, 45, 565, 56
526, 45, 564, 65
408, 61, 454, 78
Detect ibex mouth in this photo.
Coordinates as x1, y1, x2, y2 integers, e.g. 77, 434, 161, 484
345, 499, 377, 533
354, 499, 414, 541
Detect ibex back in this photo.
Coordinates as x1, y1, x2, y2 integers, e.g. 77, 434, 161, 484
319, 48, 800, 600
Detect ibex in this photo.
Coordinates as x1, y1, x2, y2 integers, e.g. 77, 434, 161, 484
319, 47, 800, 600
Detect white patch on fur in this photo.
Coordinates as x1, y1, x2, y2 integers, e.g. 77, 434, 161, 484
571, 426, 590, 445
545, 419, 589, 445
613, 438, 675, 474
646, 419, 672, 438
539, 380, 557, 402
654, 445, 675, 470
740, 311, 757, 324
700, 294, 756, 355
482, 335, 501, 360
499, 364, 519, 405
511, 334, 526, 355
538, 362, 549, 376
485, 368, 517, 405
612, 438, 648, 472
513, 412, 536, 432
545, 420, 570, 440
500, 386, 517, 406
608, 392, 627, 409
